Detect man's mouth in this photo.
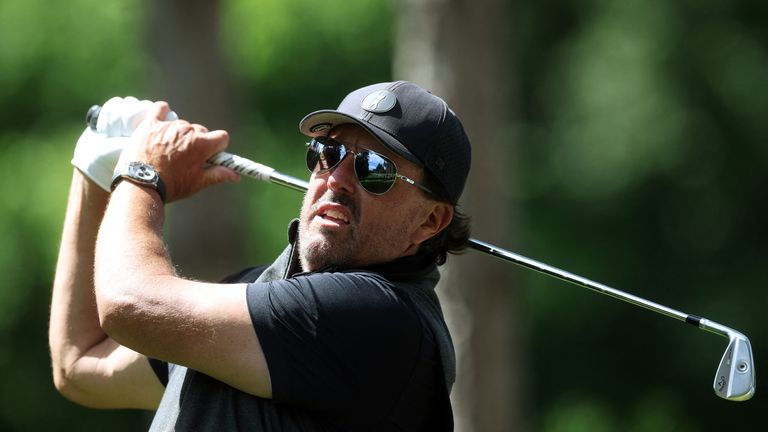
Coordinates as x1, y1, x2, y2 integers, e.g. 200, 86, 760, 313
308, 191, 358, 228
321, 208, 350, 224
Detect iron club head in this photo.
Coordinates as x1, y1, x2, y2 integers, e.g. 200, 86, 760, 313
713, 334, 755, 401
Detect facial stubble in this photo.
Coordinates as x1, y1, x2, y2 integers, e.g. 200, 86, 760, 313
298, 190, 361, 272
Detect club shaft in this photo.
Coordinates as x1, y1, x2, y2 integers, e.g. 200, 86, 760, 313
467, 238, 735, 339
208, 150, 740, 340
467, 238, 690, 320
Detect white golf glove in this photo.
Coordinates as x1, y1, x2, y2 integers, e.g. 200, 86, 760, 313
71, 96, 178, 191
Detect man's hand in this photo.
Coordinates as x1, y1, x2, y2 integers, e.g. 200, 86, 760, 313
117, 102, 240, 202
72, 96, 178, 191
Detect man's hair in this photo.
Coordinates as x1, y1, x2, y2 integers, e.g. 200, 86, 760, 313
417, 171, 472, 265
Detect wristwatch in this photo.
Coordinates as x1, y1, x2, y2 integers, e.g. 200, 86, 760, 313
110, 161, 167, 203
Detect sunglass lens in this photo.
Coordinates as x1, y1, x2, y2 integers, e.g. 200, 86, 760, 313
306, 139, 343, 172
355, 151, 397, 194
305, 142, 320, 171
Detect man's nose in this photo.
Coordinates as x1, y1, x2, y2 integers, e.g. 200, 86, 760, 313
326, 153, 357, 195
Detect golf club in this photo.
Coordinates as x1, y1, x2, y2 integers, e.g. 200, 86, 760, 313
87, 104, 756, 401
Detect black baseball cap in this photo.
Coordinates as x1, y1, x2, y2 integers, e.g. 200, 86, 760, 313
299, 81, 472, 204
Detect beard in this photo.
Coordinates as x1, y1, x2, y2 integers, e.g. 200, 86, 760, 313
298, 190, 361, 271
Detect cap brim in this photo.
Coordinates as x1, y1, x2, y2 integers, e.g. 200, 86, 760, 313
299, 110, 423, 167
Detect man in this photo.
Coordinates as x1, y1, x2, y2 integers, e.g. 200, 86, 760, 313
49, 81, 472, 430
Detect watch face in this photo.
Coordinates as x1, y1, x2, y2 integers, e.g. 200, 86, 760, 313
128, 162, 158, 184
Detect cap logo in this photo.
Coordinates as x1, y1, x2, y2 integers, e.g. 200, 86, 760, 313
309, 123, 332, 133
361, 90, 397, 113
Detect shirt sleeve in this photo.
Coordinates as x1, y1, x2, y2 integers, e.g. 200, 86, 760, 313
148, 358, 169, 387
246, 271, 423, 420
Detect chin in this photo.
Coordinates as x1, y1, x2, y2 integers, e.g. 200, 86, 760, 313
299, 225, 359, 269
300, 237, 348, 271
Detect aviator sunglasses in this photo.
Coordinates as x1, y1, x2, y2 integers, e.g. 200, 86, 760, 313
305, 136, 435, 196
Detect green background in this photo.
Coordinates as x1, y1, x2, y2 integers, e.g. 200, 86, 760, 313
0, 0, 765, 430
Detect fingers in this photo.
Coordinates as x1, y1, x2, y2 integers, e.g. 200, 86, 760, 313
188, 129, 240, 195
147, 101, 172, 122
157, 126, 237, 202
199, 130, 239, 183
203, 165, 241, 186
202, 129, 229, 155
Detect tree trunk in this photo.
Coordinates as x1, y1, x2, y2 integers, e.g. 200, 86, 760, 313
146, 0, 248, 280
394, 0, 525, 430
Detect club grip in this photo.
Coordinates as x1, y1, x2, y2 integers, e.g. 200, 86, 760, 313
86, 105, 101, 130
207, 152, 275, 183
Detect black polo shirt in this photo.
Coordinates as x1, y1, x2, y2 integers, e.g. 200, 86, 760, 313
149, 228, 453, 431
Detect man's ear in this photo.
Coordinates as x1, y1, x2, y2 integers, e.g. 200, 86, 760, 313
411, 202, 454, 246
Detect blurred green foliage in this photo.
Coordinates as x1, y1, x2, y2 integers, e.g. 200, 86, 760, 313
0, 0, 765, 430
0, 0, 147, 130
516, 0, 767, 430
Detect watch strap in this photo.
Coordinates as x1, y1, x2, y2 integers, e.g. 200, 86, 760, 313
111, 162, 167, 203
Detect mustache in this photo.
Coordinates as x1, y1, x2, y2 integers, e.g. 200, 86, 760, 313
311, 190, 360, 222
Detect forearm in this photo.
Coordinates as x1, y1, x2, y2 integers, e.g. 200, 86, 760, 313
49, 170, 110, 391
94, 183, 271, 397
94, 182, 177, 348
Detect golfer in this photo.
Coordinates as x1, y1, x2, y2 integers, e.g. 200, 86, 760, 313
49, 81, 472, 430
